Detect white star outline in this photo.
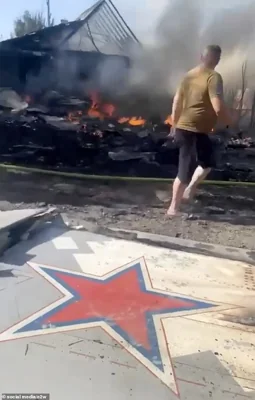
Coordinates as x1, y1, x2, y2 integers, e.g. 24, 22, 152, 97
0, 257, 220, 396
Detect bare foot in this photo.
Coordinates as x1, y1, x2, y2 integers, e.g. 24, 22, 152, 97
183, 188, 195, 202
166, 208, 183, 217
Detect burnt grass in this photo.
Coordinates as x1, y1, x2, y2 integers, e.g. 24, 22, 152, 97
0, 168, 255, 250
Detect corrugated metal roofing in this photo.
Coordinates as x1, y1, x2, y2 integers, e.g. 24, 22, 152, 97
0, 0, 140, 56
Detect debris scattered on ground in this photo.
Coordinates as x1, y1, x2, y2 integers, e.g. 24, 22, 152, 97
0, 170, 254, 250
0, 88, 255, 181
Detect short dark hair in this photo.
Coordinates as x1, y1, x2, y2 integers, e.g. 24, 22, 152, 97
206, 45, 222, 56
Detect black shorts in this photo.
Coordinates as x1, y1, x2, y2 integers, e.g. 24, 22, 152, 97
175, 128, 215, 184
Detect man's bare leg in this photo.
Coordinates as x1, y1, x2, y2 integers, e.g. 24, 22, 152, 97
167, 177, 187, 216
183, 166, 211, 201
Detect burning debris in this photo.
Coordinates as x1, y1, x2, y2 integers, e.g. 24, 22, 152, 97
1, 1, 255, 182
0, 87, 255, 182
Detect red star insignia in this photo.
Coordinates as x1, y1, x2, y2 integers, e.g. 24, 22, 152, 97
0, 258, 216, 396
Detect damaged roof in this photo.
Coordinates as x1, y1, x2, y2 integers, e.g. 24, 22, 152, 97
0, 0, 140, 56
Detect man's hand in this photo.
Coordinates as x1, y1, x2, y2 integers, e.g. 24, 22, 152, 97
167, 126, 176, 139
210, 97, 235, 127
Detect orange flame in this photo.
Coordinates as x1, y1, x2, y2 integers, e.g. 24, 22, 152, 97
118, 116, 146, 126
102, 103, 115, 117
86, 91, 116, 119
87, 108, 104, 119
118, 117, 130, 124
67, 91, 173, 127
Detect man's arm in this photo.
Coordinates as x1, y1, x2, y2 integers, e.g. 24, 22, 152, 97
171, 84, 184, 126
208, 73, 234, 126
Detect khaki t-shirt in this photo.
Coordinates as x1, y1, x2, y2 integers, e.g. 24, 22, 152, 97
176, 67, 224, 133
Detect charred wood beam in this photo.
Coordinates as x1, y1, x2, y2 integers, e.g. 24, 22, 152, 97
107, 0, 141, 44
0, 112, 254, 182
95, 13, 124, 50
86, 22, 100, 52
100, 7, 129, 45
101, 3, 129, 42
58, 1, 108, 49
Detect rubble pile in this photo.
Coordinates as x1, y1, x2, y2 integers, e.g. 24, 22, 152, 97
0, 89, 255, 182
0, 112, 255, 182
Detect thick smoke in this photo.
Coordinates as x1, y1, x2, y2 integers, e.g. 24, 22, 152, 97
125, 0, 255, 101
20, 0, 255, 119
127, 0, 202, 95
202, 1, 255, 90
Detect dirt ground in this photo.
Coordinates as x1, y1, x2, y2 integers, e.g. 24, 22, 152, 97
0, 168, 255, 250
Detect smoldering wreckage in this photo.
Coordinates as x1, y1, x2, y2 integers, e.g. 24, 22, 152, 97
0, 0, 255, 183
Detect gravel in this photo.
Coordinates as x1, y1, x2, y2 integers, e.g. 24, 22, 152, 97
0, 169, 255, 250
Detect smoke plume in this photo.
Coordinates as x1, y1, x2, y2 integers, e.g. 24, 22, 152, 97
126, 0, 255, 101
19, 0, 255, 119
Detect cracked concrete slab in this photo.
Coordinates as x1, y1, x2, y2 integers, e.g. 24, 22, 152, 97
0, 221, 254, 399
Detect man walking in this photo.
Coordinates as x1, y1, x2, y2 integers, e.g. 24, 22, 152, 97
167, 45, 234, 216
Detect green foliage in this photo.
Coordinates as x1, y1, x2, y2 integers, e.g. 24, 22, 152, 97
12, 10, 54, 38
